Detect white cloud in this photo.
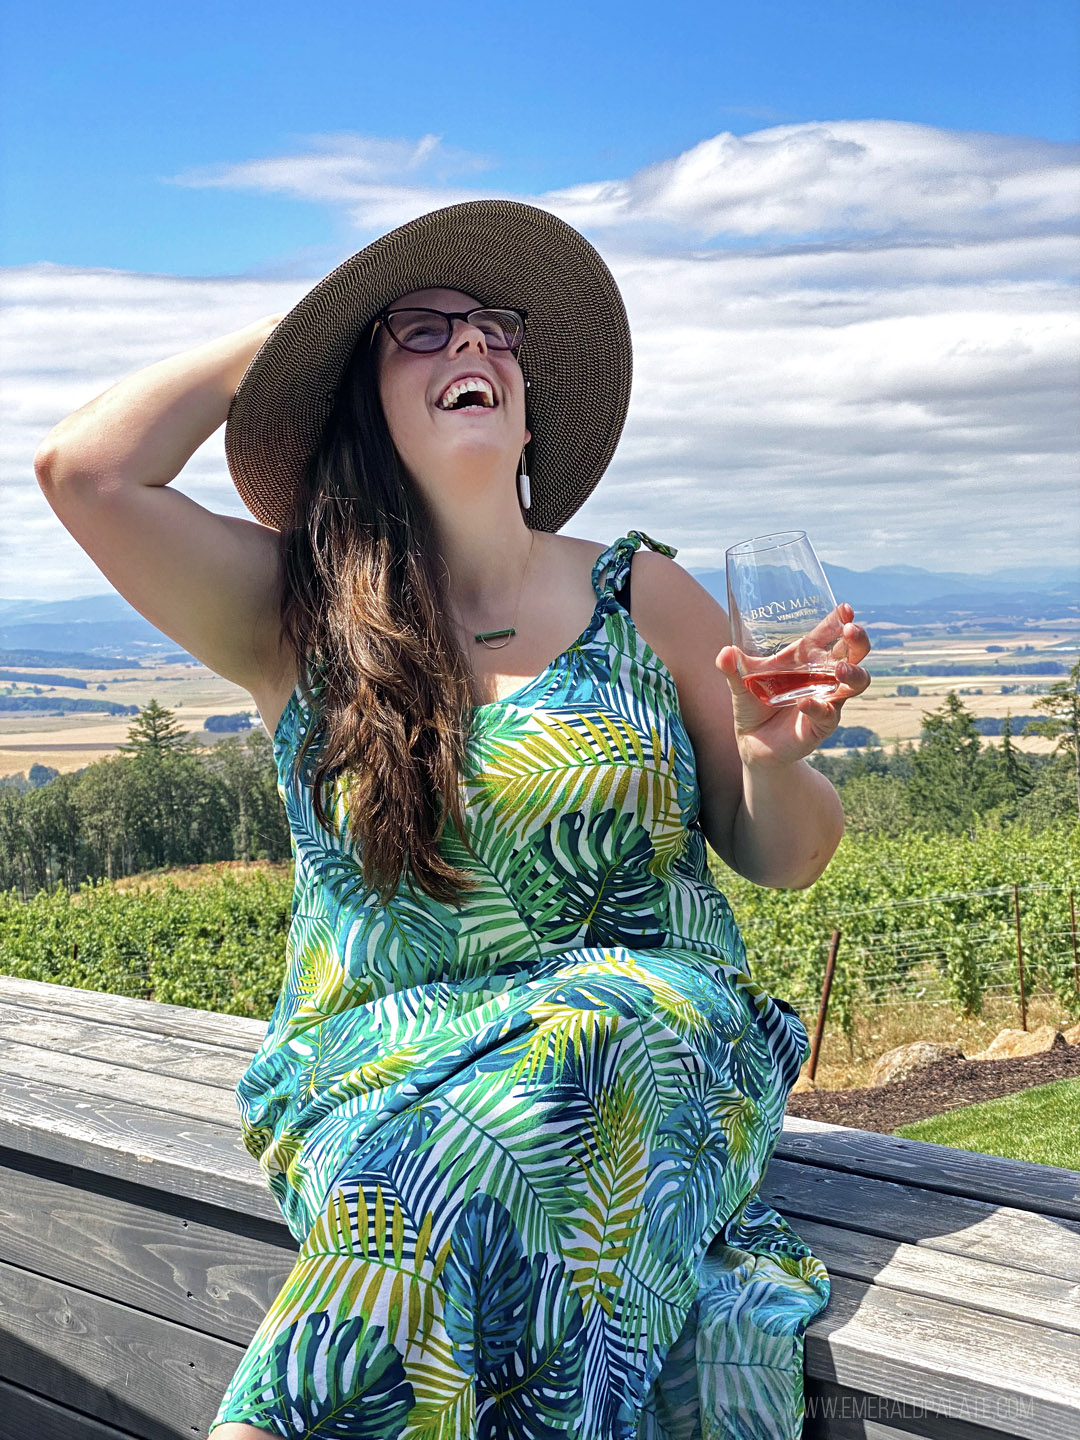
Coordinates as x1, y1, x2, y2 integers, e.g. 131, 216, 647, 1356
546, 122, 1079, 244
170, 132, 497, 235
2, 121, 1078, 598
173, 121, 1078, 248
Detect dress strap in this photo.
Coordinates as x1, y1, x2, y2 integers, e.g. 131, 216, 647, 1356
590, 529, 678, 599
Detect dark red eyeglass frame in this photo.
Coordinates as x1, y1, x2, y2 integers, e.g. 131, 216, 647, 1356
373, 306, 528, 354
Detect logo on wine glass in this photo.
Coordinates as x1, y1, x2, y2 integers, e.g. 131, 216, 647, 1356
725, 531, 848, 706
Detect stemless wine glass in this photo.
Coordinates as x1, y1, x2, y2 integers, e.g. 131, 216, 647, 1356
725, 531, 848, 706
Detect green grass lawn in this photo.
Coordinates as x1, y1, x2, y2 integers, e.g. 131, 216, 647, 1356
893, 1077, 1080, 1169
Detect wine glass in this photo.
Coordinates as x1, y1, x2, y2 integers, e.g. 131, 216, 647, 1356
725, 531, 849, 706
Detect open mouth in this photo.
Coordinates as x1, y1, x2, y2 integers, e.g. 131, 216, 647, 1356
437, 376, 497, 412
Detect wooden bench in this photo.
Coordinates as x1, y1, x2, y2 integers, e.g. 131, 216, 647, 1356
0, 973, 1077, 1440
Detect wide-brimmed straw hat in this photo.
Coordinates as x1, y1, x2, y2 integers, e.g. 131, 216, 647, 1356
224, 199, 632, 534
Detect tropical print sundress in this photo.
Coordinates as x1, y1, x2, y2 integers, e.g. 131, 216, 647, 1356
212, 531, 830, 1440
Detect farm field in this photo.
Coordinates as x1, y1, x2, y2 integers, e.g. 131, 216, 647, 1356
0, 620, 1077, 777
847, 621, 1078, 751
0, 661, 259, 775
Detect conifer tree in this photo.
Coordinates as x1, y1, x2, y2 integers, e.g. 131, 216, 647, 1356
907, 691, 992, 833
982, 711, 1035, 821
118, 698, 192, 756
1024, 657, 1080, 823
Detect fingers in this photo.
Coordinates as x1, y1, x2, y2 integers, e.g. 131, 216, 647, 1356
838, 618, 871, 664
796, 662, 870, 726
716, 646, 758, 705
835, 658, 871, 696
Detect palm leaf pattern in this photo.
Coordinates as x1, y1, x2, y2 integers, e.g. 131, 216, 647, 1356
214, 532, 829, 1440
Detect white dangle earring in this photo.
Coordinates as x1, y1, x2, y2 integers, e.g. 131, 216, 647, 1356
517, 448, 532, 510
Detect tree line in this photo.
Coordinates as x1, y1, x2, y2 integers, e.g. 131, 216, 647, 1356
0, 699, 290, 899
0, 661, 1076, 902
810, 661, 1079, 839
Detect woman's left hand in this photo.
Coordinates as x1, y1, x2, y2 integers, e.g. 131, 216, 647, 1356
715, 603, 873, 769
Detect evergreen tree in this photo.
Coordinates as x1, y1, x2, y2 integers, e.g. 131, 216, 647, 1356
907, 691, 992, 833
21, 771, 86, 892
1023, 658, 1080, 823
0, 784, 28, 893
72, 754, 140, 881
982, 711, 1035, 821
118, 698, 192, 756
890, 741, 917, 782
844, 746, 891, 781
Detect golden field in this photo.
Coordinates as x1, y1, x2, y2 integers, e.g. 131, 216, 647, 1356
0, 661, 258, 776
1, 623, 1076, 777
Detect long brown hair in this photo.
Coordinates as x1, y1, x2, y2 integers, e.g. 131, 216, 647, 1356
275, 319, 500, 907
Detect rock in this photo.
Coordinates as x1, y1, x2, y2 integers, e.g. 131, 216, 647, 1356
869, 1040, 964, 1088
967, 1024, 1065, 1061
1064, 1021, 1080, 1047
790, 1073, 817, 1093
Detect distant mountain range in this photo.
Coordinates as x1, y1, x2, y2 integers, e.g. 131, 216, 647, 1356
692, 562, 1080, 626
1, 561, 1078, 665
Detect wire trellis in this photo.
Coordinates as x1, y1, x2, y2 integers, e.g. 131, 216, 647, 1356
754, 882, 1080, 1071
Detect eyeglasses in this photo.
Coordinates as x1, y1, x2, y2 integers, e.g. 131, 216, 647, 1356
375, 307, 527, 354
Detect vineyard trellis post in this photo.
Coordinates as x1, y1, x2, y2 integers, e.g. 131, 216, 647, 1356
807, 929, 841, 1082
1013, 882, 1026, 1031
1070, 890, 1079, 999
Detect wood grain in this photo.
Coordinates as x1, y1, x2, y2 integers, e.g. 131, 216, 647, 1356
0, 974, 267, 1051
804, 1377, 1022, 1440
779, 1115, 1080, 1220
0, 1377, 150, 1440
0, 1074, 280, 1222
0, 1258, 243, 1440
761, 1155, 1080, 1281
0, 1000, 249, 1090
0, 1148, 296, 1344
804, 1273, 1080, 1440
0, 1036, 241, 1125
789, 1215, 1080, 1335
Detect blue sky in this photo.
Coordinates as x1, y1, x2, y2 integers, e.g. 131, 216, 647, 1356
4, 0, 1077, 275
2, 0, 1078, 597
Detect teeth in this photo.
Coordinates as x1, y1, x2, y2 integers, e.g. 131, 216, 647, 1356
438, 376, 495, 409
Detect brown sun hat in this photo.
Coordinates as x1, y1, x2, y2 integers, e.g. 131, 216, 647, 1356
224, 199, 633, 534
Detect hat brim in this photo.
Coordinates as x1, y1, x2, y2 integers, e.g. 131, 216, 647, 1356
224, 199, 632, 534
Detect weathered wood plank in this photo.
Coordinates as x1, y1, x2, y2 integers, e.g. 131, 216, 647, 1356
787, 1215, 1080, 1335
0, 1035, 241, 1125
0, 1075, 281, 1223
0, 1378, 149, 1440
804, 1378, 1023, 1440
0, 974, 267, 1050
802, 1272, 1080, 1440
0, 1258, 244, 1440
780, 1115, 1080, 1221
761, 1156, 1080, 1281
0, 1146, 296, 1344
0, 1000, 249, 1090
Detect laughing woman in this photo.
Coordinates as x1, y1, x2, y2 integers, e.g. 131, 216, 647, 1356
35, 200, 870, 1440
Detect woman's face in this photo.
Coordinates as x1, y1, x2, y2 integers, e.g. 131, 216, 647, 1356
375, 287, 531, 501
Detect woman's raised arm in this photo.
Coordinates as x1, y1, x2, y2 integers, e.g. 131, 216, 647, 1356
33, 314, 291, 696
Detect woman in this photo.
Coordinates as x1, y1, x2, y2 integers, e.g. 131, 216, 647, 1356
35, 200, 870, 1440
